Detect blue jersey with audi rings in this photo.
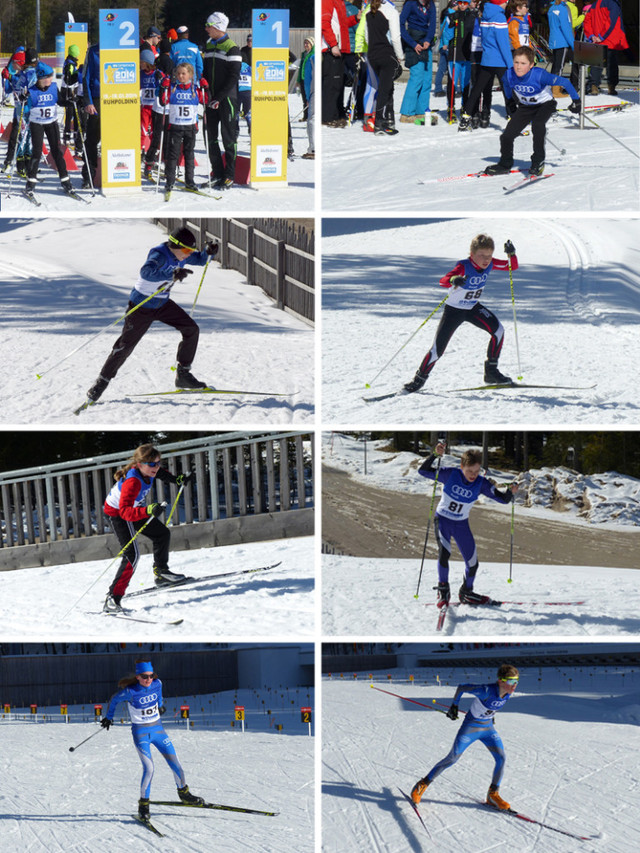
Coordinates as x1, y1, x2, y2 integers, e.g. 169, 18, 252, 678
454, 683, 513, 725
27, 81, 59, 124
419, 460, 510, 521
503, 65, 579, 105
129, 242, 208, 308
167, 82, 199, 126
446, 257, 494, 310
106, 678, 163, 727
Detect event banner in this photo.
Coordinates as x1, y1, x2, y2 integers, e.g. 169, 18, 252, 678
98, 8, 140, 193
250, 9, 289, 187
64, 22, 88, 70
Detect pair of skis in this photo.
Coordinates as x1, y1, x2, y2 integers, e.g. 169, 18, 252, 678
74, 387, 294, 415
134, 798, 279, 837
432, 599, 586, 632
363, 381, 595, 403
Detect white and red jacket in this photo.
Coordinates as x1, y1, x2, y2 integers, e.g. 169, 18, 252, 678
322, 0, 359, 52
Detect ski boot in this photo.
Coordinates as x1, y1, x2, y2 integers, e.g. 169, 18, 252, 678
374, 120, 399, 136
457, 113, 472, 131
483, 162, 513, 176
487, 785, 510, 810
402, 371, 428, 394
103, 593, 124, 614
61, 178, 74, 195
178, 785, 205, 806
153, 565, 187, 587
138, 797, 150, 820
87, 375, 110, 402
434, 582, 450, 609
175, 365, 207, 390
471, 112, 481, 130
484, 360, 512, 385
143, 160, 155, 180
411, 777, 429, 805
459, 583, 492, 605
479, 111, 491, 129
528, 161, 545, 177
213, 176, 234, 190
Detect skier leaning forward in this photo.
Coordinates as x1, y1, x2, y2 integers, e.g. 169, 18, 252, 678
419, 441, 517, 606
101, 658, 204, 821
410, 663, 520, 809
85, 226, 218, 403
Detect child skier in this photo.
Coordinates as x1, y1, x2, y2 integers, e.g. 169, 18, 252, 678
403, 233, 518, 392
160, 61, 205, 196
85, 226, 218, 404
1, 50, 26, 172
417, 441, 517, 606
139, 49, 158, 150
25, 62, 76, 199
102, 443, 193, 612
101, 658, 204, 822
507, 1, 532, 50
483, 45, 580, 176
410, 664, 520, 809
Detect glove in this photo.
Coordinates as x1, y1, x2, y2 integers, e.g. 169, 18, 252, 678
173, 268, 193, 282
199, 77, 209, 89
159, 76, 170, 106
504, 240, 516, 256
569, 99, 581, 114
1, 68, 9, 81
147, 502, 166, 518
446, 703, 459, 721
101, 718, 112, 729
505, 97, 518, 118
205, 241, 219, 257
175, 471, 193, 487
159, 705, 167, 716
450, 275, 466, 287
393, 58, 403, 81
208, 98, 220, 110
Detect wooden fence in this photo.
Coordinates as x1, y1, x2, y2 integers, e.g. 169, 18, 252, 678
154, 218, 315, 325
0, 433, 313, 550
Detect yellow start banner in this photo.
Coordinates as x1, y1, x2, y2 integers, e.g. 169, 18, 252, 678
99, 8, 141, 193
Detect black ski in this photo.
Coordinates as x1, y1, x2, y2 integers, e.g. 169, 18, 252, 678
65, 188, 91, 204
148, 799, 278, 816
132, 814, 165, 836
448, 382, 596, 392
486, 803, 596, 841
130, 387, 293, 398
426, 600, 584, 607
125, 561, 283, 600
22, 189, 42, 206
73, 399, 93, 416
362, 390, 403, 403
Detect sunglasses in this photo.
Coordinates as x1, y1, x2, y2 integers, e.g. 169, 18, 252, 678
501, 678, 519, 685
141, 460, 161, 467
138, 673, 154, 679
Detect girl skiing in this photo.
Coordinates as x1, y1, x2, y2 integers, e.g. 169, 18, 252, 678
85, 226, 217, 404
403, 233, 518, 392
101, 658, 204, 822
102, 443, 193, 613
417, 441, 517, 605
410, 664, 520, 809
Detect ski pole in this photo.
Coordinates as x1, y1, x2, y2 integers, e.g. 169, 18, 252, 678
448, 22, 458, 125
574, 109, 639, 160
365, 292, 448, 389
507, 253, 523, 381
73, 99, 96, 196
508, 498, 515, 584
190, 258, 211, 317
414, 451, 442, 599
370, 685, 449, 714
200, 93, 213, 192
164, 483, 185, 525
69, 727, 104, 752
7, 98, 26, 195
35, 284, 172, 380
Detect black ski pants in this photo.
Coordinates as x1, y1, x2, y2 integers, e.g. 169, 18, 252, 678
27, 123, 69, 186
98, 299, 199, 380
205, 97, 239, 181
81, 111, 100, 184
322, 51, 344, 123
368, 48, 397, 126
165, 124, 196, 186
145, 111, 168, 165
499, 100, 557, 168
108, 514, 171, 598
464, 65, 507, 118
418, 302, 504, 377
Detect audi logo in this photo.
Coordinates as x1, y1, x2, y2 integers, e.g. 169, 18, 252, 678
466, 275, 487, 286
451, 484, 473, 498
515, 85, 536, 93
139, 693, 158, 705
175, 92, 193, 101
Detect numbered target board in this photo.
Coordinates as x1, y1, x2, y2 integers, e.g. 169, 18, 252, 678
250, 9, 289, 187
99, 8, 141, 193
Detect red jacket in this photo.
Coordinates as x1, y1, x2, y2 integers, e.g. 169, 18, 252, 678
322, 0, 359, 52
583, 0, 628, 50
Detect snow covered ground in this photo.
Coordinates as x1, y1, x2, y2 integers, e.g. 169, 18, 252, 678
0, 536, 314, 638
0, 94, 314, 213
0, 218, 314, 424
322, 661, 640, 852
322, 217, 640, 424
322, 86, 639, 211
2, 686, 314, 852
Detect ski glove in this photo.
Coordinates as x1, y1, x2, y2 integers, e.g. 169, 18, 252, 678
504, 240, 516, 256
568, 99, 581, 114
101, 718, 112, 729
147, 502, 167, 518
160, 705, 167, 715
173, 268, 193, 282
205, 241, 219, 257
450, 275, 466, 287
175, 471, 193, 487
446, 703, 459, 721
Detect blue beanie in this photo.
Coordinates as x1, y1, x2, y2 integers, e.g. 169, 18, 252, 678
136, 661, 154, 674
36, 61, 54, 79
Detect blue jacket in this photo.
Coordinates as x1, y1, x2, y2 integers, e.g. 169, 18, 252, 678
503, 65, 579, 103
170, 38, 203, 79
400, 0, 436, 48
83, 44, 100, 105
548, 2, 574, 50
478, 3, 513, 68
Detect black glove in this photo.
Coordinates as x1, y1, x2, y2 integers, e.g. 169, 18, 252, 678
450, 275, 466, 287
505, 97, 518, 118
175, 471, 193, 487
205, 241, 219, 257
446, 703, 459, 721
159, 705, 166, 716
569, 99, 581, 114
504, 240, 516, 256
393, 58, 403, 81
101, 718, 112, 729
173, 268, 193, 283
147, 501, 166, 518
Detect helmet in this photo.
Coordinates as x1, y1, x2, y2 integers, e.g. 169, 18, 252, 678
36, 61, 54, 79
68, 44, 80, 59
168, 227, 197, 251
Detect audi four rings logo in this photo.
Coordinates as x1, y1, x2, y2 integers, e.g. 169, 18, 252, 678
175, 92, 193, 101
451, 484, 473, 498
516, 85, 536, 93
466, 275, 486, 286
139, 693, 158, 705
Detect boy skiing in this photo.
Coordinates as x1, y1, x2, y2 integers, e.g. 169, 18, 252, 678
85, 226, 218, 404
483, 45, 580, 176
417, 441, 517, 606
403, 233, 518, 392
410, 664, 520, 809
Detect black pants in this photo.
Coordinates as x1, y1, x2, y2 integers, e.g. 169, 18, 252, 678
4, 108, 24, 164
499, 99, 557, 167
165, 124, 196, 186
205, 97, 239, 181
418, 303, 504, 377
322, 51, 344, 123
99, 299, 199, 380
81, 111, 100, 184
27, 122, 69, 186
108, 514, 170, 598
145, 111, 168, 164
368, 48, 397, 126
465, 65, 507, 118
